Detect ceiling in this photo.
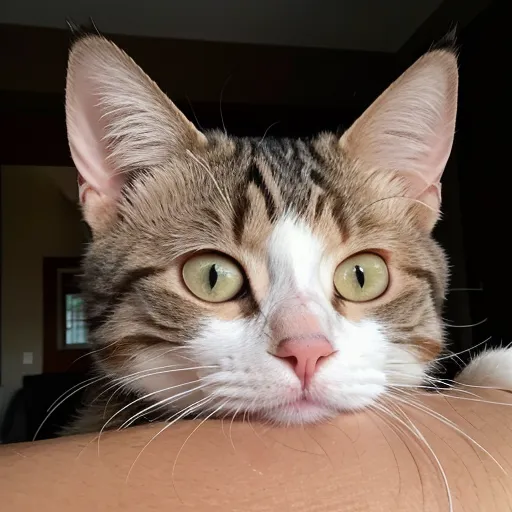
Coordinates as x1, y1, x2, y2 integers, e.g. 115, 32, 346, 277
0, 0, 444, 53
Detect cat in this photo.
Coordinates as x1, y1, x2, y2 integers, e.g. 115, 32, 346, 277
63, 34, 511, 434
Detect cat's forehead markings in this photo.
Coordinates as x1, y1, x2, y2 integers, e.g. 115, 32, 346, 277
267, 215, 324, 293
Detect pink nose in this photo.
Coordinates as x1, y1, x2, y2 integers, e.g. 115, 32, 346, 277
274, 336, 334, 388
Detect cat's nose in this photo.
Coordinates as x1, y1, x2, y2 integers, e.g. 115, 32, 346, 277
274, 336, 335, 388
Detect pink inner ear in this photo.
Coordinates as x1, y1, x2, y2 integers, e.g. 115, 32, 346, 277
340, 50, 458, 212
67, 61, 124, 200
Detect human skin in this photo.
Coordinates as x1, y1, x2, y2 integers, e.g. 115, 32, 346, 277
1, 389, 512, 512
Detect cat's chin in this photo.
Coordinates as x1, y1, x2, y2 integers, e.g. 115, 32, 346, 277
249, 392, 382, 425
256, 398, 338, 425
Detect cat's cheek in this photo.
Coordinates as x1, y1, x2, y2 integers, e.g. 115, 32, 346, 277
384, 344, 429, 386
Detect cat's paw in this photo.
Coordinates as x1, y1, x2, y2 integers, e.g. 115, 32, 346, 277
455, 348, 512, 389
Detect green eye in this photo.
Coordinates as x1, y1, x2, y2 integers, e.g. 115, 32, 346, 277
182, 253, 244, 303
334, 253, 389, 302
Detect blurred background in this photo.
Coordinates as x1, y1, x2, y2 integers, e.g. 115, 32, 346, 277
0, 0, 507, 442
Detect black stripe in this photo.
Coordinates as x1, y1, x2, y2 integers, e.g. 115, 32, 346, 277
232, 188, 249, 245
372, 289, 422, 323
248, 161, 277, 221
231, 137, 244, 161
261, 138, 290, 177
139, 314, 183, 335
87, 311, 110, 333
232, 141, 254, 244
310, 169, 329, 190
86, 266, 161, 332
330, 197, 348, 237
314, 193, 327, 220
204, 207, 222, 228
306, 140, 327, 169
120, 334, 181, 347
116, 267, 162, 297
237, 291, 260, 317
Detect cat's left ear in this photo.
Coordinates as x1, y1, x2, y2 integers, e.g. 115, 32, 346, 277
339, 50, 458, 230
66, 35, 206, 233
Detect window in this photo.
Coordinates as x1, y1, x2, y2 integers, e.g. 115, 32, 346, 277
43, 257, 91, 373
58, 267, 88, 349
65, 293, 87, 346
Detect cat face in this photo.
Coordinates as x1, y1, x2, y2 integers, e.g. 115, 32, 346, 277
66, 36, 457, 425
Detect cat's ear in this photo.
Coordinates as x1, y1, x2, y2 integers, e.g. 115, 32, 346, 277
339, 50, 458, 230
65, 35, 206, 233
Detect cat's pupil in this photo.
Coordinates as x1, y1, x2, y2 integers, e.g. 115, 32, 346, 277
209, 264, 219, 290
354, 265, 365, 288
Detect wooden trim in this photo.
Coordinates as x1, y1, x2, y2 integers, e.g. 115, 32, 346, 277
0, 24, 395, 108
0, 25, 397, 168
42, 257, 91, 374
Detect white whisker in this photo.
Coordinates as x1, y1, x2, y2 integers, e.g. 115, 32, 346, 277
229, 404, 243, 453
34, 374, 113, 441
171, 401, 227, 500
372, 399, 453, 512
119, 382, 211, 430
96, 364, 217, 410
98, 379, 204, 449
444, 317, 488, 329
434, 336, 492, 363
186, 150, 235, 215
125, 395, 215, 482
388, 391, 506, 474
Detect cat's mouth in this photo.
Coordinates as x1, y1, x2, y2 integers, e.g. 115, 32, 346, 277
267, 394, 332, 419
287, 396, 323, 408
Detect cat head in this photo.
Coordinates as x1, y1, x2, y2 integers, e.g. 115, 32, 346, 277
66, 36, 457, 424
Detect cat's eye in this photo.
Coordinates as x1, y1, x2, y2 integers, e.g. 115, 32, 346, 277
182, 253, 244, 303
334, 253, 389, 302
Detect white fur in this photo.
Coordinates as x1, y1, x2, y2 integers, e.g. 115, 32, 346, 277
456, 348, 512, 389
129, 216, 426, 425
267, 215, 326, 294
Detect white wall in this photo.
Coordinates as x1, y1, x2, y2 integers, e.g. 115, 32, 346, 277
0, 166, 85, 419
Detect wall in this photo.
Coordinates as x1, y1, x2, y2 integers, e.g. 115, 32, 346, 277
456, 0, 509, 349
0, 166, 84, 419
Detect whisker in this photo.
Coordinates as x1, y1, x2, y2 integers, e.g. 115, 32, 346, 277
118, 382, 211, 430
33, 374, 113, 441
444, 317, 488, 329
436, 379, 512, 391
186, 150, 235, 215
185, 95, 205, 132
46, 374, 108, 412
171, 401, 227, 501
434, 336, 492, 363
258, 121, 280, 145
218, 75, 231, 134
387, 391, 506, 474
354, 195, 437, 220
125, 395, 215, 482
408, 389, 512, 409
387, 382, 482, 400
393, 402, 453, 512
229, 404, 243, 453
96, 364, 217, 410
372, 398, 453, 511
98, 379, 203, 443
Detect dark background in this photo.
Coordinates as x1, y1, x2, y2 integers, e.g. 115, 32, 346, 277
0, 0, 508, 441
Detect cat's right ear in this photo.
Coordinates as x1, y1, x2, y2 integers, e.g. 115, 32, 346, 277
339, 49, 458, 231
65, 36, 206, 233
